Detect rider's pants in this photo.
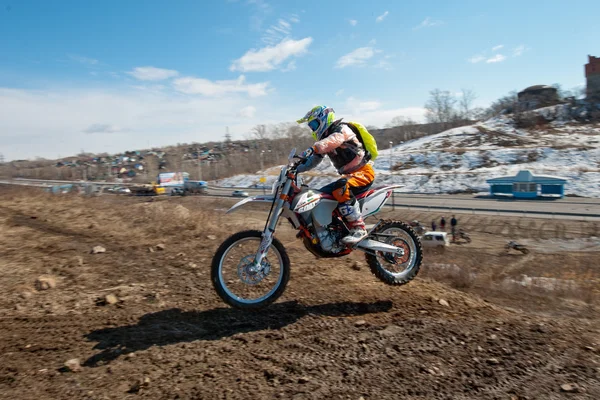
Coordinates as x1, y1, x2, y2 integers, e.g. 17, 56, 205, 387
319, 163, 375, 228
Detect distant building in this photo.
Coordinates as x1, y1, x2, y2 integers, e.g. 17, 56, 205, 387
585, 55, 600, 101
517, 85, 559, 110
487, 170, 567, 199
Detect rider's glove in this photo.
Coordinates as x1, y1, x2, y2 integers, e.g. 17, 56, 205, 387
299, 146, 315, 160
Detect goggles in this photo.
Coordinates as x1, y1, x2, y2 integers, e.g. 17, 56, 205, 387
308, 119, 320, 132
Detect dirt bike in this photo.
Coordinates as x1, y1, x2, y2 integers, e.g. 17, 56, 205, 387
505, 240, 529, 254
408, 220, 426, 235
454, 229, 471, 244
211, 149, 423, 310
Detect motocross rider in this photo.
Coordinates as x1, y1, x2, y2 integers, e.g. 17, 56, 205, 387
296, 105, 375, 245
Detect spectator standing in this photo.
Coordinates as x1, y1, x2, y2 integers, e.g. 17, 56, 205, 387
431, 220, 437, 231
440, 216, 446, 231
450, 215, 458, 241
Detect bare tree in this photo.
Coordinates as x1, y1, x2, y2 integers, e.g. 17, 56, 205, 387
459, 89, 477, 120
471, 107, 488, 121
251, 124, 270, 140
424, 89, 457, 127
284, 123, 310, 140
268, 123, 287, 139
385, 116, 417, 128
484, 90, 519, 118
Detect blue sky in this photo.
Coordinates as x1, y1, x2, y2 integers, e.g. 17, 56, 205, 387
0, 0, 598, 160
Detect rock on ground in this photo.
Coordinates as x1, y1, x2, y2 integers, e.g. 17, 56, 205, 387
64, 358, 82, 372
35, 276, 56, 291
91, 246, 106, 254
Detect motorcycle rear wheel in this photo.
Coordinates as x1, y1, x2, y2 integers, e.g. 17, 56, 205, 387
365, 220, 423, 285
211, 230, 290, 310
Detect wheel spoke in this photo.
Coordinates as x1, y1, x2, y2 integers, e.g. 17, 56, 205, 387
218, 237, 284, 305
365, 221, 423, 285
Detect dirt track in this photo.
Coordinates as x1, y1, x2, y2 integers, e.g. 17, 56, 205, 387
0, 189, 599, 399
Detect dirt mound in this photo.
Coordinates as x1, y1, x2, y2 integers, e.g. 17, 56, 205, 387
0, 189, 598, 399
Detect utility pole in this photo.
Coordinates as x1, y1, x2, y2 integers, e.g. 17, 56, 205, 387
197, 159, 203, 181
260, 151, 265, 194
389, 141, 395, 210
260, 150, 265, 171
0, 153, 4, 164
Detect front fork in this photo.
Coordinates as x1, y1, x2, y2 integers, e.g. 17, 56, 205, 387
251, 179, 292, 271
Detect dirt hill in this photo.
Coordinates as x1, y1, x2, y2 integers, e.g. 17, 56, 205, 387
0, 188, 598, 399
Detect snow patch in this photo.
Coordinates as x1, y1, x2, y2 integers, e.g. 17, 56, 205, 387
219, 107, 600, 197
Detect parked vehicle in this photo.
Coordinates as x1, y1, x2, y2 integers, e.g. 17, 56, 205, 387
132, 173, 207, 196
505, 240, 529, 254
130, 183, 164, 196
232, 190, 249, 197
420, 232, 450, 249
211, 148, 423, 310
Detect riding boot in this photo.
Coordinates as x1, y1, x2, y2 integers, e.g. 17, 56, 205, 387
338, 199, 367, 245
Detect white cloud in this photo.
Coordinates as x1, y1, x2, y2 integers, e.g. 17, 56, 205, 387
263, 17, 296, 45
345, 97, 382, 113
486, 54, 506, 63
375, 54, 393, 70
358, 101, 381, 111
127, 66, 179, 81
513, 45, 526, 57
335, 89, 344, 96
238, 105, 257, 118
173, 75, 269, 97
83, 123, 123, 134
468, 55, 486, 64
0, 86, 285, 160
335, 47, 378, 68
414, 17, 443, 30
68, 54, 98, 65
247, 0, 272, 31
492, 44, 504, 51
281, 61, 296, 72
341, 101, 427, 127
376, 11, 389, 23
230, 37, 313, 72
349, 19, 357, 26
375, 60, 393, 71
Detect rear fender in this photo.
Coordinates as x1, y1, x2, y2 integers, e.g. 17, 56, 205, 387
361, 185, 403, 217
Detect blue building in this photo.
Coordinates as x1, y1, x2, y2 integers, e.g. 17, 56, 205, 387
487, 170, 567, 199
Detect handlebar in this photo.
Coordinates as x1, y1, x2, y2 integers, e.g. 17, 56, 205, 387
289, 155, 308, 171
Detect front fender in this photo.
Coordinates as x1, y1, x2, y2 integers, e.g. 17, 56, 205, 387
226, 195, 275, 214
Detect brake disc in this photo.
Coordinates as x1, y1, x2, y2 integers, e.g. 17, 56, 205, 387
237, 255, 271, 285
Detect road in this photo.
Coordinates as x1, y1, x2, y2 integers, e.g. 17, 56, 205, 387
209, 186, 600, 220
3, 178, 600, 220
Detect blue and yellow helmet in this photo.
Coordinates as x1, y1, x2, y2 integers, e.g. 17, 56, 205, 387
296, 105, 336, 140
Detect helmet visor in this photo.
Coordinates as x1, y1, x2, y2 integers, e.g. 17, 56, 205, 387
308, 119, 320, 132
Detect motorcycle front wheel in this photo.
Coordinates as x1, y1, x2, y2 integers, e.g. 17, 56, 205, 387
211, 230, 290, 310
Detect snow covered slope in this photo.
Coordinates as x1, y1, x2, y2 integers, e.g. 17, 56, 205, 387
219, 105, 600, 197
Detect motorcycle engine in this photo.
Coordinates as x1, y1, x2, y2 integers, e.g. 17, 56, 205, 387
314, 224, 346, 254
